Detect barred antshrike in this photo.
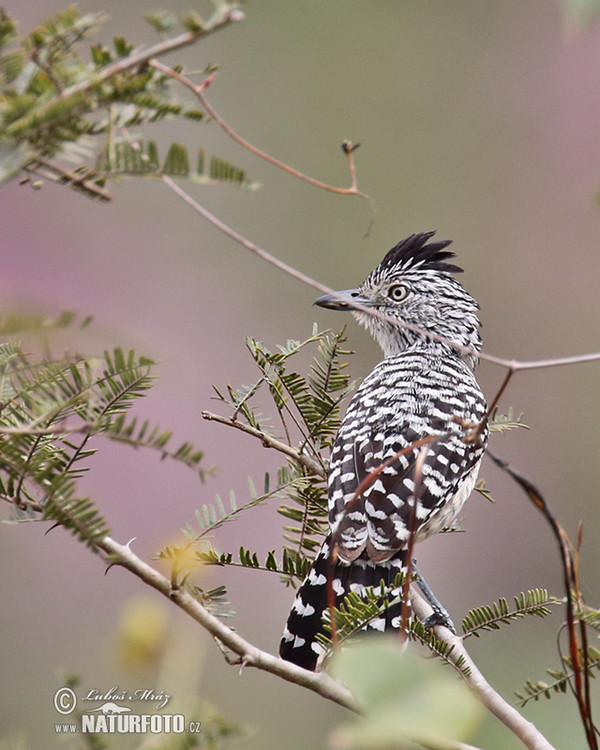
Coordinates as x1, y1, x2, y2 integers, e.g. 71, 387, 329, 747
279, 232, 487, 671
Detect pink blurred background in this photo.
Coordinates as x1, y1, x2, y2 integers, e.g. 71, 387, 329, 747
2, 1, 600, 747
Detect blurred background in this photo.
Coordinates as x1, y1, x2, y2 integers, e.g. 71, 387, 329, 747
1, 0, 600, 747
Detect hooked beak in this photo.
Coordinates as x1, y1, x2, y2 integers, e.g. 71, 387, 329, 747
313, 289, 371, 311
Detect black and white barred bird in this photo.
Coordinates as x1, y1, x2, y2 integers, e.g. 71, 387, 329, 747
279, 231, 488, 671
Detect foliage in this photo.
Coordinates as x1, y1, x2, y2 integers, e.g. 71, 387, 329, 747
3, 306, 595, 747
106, 412, 212, 480
513, 600, 600, 707
461, 589, 557, 637
516, 646, 600, 706
0, 320, 210, 552
95, 140, 257, 189
0, 2, 250, 198
488, 407, 528, 433
152, 327, 351, 614
556, 0, 600, 30
210, 326, 351, 563
330, 640, 483, 749
315, 573, 406, 653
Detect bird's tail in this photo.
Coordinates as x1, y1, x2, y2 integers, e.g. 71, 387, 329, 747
279, 534, 407, 671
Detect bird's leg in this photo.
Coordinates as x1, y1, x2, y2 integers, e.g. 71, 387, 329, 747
410, 558, 456, 633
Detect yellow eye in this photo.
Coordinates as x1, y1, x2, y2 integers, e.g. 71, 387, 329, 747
387, 284, 408, 302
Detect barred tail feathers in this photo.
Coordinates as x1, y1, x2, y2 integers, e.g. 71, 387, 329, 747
279, 535, 407, 670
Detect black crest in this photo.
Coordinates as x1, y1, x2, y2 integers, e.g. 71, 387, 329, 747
378, 231, 463, 275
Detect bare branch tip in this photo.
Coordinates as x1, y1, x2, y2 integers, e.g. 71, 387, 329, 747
198, 71, 218, 91
341, 140, 360, 154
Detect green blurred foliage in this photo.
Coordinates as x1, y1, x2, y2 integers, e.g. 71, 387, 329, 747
331, 638, 483, 749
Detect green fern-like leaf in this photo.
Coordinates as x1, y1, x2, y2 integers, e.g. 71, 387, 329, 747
162, 142, 190, 176
0, 4, 243, 197
314, 573, 471, 676
179, 10, 206, 34
278, 471, 328, 554
316, 573, 407, 654
190, 584, 234, 619
515, 647, 600, 706
104, 413, 211, 479
0, 9, 18, 48
143, 11, 178, 34
462, 589, 556, 637
245, 329, 351, 451
205, 330, 354, 586
178, 472, 298, 544
192, 544, 310, 584
96, 138, 258, 189
407, 619, 471, 678
488, 407, 529, 433
575, 603, 600, 631
151, 548, 234, 618
0, 342, 158, 549
42, 477, 109, 549
305, 327, 351, 446
211, 381, 267, 431
215, 329, 350, 458
96, 139, 159, 175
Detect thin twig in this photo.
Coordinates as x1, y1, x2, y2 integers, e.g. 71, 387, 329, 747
149, 61, 370, 199
161, 177, 600, 376
98, 535, 360, 712
487, 451, 598, 750
201, 411, 325, 477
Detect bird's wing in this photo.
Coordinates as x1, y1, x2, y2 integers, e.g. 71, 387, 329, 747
328, 397, 485, 563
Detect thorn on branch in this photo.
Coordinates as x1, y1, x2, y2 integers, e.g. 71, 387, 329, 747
238, 657, 250, 676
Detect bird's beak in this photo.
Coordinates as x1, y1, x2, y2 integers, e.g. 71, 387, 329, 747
313, 289, 371, 311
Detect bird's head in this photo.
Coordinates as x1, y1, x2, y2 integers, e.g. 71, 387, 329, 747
314, 232, 482, 366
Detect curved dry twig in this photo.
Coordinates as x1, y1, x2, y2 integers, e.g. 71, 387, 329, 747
486, 451, 598, 750
149, 60, 370, 200
201, 410, 325, 477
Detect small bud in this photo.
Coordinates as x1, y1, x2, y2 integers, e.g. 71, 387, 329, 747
341, 140, 360, 154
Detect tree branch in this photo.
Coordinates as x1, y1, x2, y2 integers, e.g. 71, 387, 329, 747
98, 534, 557, 748
201, 410, 326, 477
410, 591, 557, 750
57, 6, 244, 103
98, 535, 360, 712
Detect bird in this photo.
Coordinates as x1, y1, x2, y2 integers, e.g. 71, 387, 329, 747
279, 231, 488, 671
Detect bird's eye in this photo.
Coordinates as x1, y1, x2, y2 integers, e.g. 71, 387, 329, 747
387, 284, 408, 302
